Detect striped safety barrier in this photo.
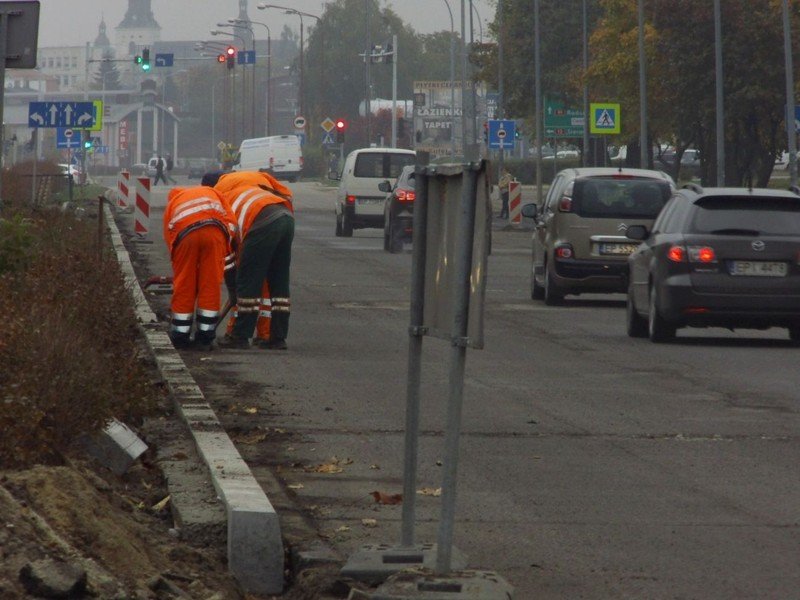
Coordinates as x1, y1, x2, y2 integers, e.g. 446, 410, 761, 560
117, 170, 130, 209
134, 177, 151, 237
509, 180, 522, 225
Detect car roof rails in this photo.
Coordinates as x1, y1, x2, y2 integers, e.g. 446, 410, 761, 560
789, 185, 800, 197
681, 182, 704, 194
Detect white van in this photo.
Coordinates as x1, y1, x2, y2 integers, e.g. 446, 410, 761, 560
333, 147, 416, 237
233, 135, 303, 182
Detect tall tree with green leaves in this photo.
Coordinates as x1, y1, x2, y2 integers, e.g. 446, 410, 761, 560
91, 49, 120, 91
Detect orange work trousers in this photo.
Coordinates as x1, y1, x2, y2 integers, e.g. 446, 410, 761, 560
170, 226, 227, 344
225, 280, 271, 341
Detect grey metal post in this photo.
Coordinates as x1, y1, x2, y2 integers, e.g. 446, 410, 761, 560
400, 152, 430, 547
582, 0, 590, 167
435, 164, 478, 575
442, 0, 455, 157
0, 12, 8, 210
460, 0, 467, 157
498, 0, 504, 178
365, 0, 371, 142
714, 0, 725, 185
535, 0, 543, 205
784, 0, 797, 188
638, 0, 647, 168
391, 34, 398, 148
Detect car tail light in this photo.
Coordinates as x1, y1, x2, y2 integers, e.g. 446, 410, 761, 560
688, 246, 717, 263
299, 156, 304, 168
346, 194, 356, 205
612, 174, 634, 179
667, 245, 687, 262
684, 307, 710, 314
396, 189, 416, 202
554, 244, 574, 259
558, 195, 573, 212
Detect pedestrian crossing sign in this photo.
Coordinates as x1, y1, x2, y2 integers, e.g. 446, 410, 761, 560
590, 103, 621, 134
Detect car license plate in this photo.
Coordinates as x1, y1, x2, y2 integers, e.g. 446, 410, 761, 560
598, 243, 638, 256
730, 261, 788, 277
359, 198, 383, 204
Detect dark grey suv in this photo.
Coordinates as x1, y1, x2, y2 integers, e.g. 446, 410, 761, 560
626, 185, 800, 342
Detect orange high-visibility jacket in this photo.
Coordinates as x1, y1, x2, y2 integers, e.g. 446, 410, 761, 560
163, 186, 238, 256
213, 171, 293, 237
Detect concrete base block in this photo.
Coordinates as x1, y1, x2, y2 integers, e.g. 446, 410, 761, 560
341, 544, 466, 587
227, 501, 284, 595
370, 569, 514, 599
85, 419, 148, 476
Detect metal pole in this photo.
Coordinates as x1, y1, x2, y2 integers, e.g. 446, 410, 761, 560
0, 13, 7, 210
714, 0, 725, 185
498, 0, 504, 176
638, 0, 648, 168
460, 0, 467, 158
443, 0, 455, 157
582, 0, 590, 167
299, 15, 304, 118
400, 152, 430, 548
391, 34, 398, 148
435, 164, 478, 575
535, 0, 543, 206
268, 34, 272, 135
365, 0, 371, 142
469, 0, 478, 149
784, 0, 797, 188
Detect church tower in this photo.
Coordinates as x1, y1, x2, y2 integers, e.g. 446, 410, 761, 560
115, 0, 161, 58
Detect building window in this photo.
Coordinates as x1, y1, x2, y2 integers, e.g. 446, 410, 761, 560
71, 56, 77, 69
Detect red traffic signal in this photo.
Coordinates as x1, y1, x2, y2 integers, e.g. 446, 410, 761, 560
217, 54, 226, 63
335, 119, 347, 131
226, 46, 236, 57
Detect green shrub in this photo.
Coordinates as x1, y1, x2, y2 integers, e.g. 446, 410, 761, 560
0, 213, 34, 274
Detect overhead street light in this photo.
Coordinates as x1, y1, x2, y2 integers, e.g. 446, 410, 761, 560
230, 17, 274, 136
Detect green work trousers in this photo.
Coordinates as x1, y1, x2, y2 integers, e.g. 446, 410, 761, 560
232, 214, 294, 341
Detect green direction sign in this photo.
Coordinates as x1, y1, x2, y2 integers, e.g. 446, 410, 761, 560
544, 98, 584, 138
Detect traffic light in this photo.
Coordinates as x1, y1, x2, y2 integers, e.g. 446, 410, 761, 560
217, 53, 226, 64
226, 46, 236, 70
83, 138, 94, 150
134, 54, 142, 67
515, 128, 521, 140
335, 118, 347, 143
483, 121, 489, 144
141, 48, 150, 71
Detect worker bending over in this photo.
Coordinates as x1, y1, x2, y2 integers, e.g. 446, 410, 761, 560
163, 185, 237, 349
205, 170, 295, 350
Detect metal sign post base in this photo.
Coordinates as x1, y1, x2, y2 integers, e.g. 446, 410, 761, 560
341, 543, 466, 587
367, 569, 514, 599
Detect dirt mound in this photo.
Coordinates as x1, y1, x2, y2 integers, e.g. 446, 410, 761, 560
0, 460, 243, 599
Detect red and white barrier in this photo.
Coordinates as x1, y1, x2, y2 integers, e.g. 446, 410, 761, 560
509, 180, 522, 225
134, 177, 151, 237
117, 170, 130, 209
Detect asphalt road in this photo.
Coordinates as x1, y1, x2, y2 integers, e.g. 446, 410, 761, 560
122, 179, 800, 599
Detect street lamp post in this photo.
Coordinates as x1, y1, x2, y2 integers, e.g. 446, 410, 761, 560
220, 21, 257, 138
259, 4, 322, 125
714, 0, 725, 185
783, 0, 797, 188
638, 0, 648, 168
232, 18, 272, 136
196, 42, 234, 143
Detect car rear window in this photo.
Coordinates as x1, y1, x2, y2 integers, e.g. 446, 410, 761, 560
690, 196, 800, 235
354, 153, 415, 178
573, 177, 671, 218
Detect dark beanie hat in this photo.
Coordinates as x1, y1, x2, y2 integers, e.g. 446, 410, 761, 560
201, 170, 225, 187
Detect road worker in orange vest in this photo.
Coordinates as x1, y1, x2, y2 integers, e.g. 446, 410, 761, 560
204, 170, 294, 350
163, 185, 238, 349
223, 280, 272, 343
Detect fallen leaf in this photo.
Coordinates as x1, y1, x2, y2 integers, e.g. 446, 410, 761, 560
243, 407, 258, 414
371, 491, 403, 505
417, 487, 442, 497
335, 525, 351, 532
287, 483, 304, 490
234, 431, 267, 445
151, 496, 171, 511
361, 518, 378, 528
369, 464, 380, 470
311, 463, 343, 474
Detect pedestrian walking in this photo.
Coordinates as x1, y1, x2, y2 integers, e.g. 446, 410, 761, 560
165, 153, 177, 184
153, 155, 169, 186
163, 185, 238, 350
207, 170, 294, 350
498, 167, 512, 219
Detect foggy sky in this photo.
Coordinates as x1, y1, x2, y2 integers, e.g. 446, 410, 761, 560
38, 0, 495, 48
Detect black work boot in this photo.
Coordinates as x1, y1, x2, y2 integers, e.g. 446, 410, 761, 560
217, 335, 251, 349
259, 338, 287, 350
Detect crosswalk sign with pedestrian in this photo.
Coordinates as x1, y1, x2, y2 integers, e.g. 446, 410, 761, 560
590, 103, 621, 135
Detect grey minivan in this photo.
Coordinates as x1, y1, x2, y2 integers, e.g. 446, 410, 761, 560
521, 167, 674, 304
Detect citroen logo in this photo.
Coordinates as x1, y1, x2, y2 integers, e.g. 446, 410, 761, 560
617, 223, 628, 232
752, 240, 765, 251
